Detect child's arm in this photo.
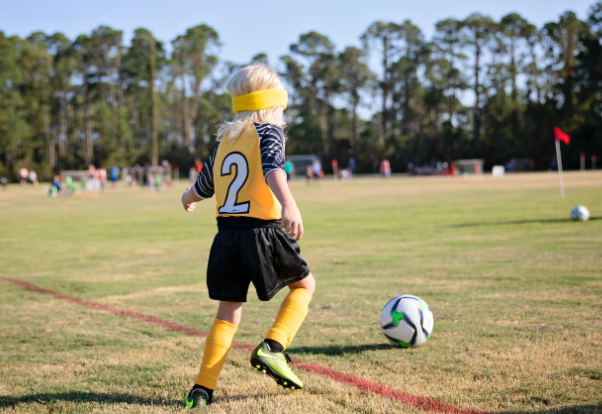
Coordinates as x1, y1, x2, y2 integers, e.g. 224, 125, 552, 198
266, 170, 304, 241
181, 147, 217, 212
182, 187, 203, 212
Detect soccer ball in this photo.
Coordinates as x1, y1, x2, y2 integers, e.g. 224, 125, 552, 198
571, 205, 590, 222
380, 295, 434, 348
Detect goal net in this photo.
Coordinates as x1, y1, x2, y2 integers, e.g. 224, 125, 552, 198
285, 155, 320, 176
452, 159, 484, 176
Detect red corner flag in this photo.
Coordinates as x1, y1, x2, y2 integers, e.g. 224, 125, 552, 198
554, 127, 570, 145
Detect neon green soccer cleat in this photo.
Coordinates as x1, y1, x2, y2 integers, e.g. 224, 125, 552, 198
250, 342, 303, 390
182, 387, 210, 409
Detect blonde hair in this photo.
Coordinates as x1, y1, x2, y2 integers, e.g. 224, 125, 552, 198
216, 65, 287, 142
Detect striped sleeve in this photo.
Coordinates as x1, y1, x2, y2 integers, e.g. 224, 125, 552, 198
258, 125, 286, 179
193, 145, 218, 199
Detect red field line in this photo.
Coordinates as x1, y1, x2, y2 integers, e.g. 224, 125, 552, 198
0, 276, 489, 414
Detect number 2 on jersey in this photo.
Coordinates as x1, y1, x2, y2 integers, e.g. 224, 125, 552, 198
218, 152, 250, 214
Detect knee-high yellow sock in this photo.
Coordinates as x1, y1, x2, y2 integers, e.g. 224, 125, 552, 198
265, 287, 312, 350
195, 318, 237, 390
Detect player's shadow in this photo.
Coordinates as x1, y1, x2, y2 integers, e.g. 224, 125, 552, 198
0, 392, 177, 409
449, 216, 601, 228
500, 405, 602, 414
289, 343, 393, 356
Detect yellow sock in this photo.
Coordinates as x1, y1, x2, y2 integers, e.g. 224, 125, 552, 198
265, 287, 312, 350
195, 318, 238, 390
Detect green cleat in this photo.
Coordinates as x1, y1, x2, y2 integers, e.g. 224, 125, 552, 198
250, 342, 304, 390
182, 387, 210, 409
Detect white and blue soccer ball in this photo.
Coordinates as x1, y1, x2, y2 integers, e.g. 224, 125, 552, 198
571, 205, 590, 222
380, 295, 434, 348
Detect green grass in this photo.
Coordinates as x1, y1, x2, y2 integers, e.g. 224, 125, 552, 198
1, 172, 601, 413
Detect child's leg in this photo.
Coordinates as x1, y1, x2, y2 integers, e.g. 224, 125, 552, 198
195, 301, 241, 391
265, 274, 315, 351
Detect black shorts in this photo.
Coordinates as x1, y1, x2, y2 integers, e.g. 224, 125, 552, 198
207, 217, 310, 302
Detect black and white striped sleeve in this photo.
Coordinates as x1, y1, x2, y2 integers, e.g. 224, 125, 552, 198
193, 145, 218, 199
259, 125, 286, 179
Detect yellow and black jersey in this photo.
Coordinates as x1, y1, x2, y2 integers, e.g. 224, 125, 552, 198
193, 122, 285, 220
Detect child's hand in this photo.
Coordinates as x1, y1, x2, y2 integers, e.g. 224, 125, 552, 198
182, 187, 199, 212
282, 202, 304, 241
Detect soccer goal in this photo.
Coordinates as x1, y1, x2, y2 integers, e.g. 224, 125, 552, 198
452, 159, 484, 176
285, 155, 320, 177
61, 170, 100, 193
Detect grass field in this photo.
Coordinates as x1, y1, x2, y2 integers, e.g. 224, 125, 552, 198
1, 172, 601, 414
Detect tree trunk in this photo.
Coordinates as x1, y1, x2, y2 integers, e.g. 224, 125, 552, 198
83, 71, 93, 165
351, 86, 359, 152
474, 45, 481, 142
46, 108, 56, 169
379, 36, 388, 149
149, 40, 158, 167
180, 52, 190, 145
58, 98, 67, 156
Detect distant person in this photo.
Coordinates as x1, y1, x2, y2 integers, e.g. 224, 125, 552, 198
98, 167, 107, 191
19, 168, 28, 185
195, 158, 204, 174
179, 65, 315, 408
189, 167, 197, 183
1, 176, 8, 190
52, 175, 63, 193
331, 159, 338, 180
28, 170, 38, 186
284, 160, 294, 181
312, 159, 322, 182
153, 173, 162, 192
109, 166, 120, 187
305, 165, 314, 184
380, 159, 391, 178
162, 160, 172, 187
348, 156, 356, 174
372, 159, 379, 175
124, 167, 134, 187
134, 164, 143, 186
341, 168, 350, 181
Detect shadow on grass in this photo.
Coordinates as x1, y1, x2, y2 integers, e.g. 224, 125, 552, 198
289, 343, 393, 356
0, 391, 176, 408
501, 405, 602, 414
448, 216, 601, 228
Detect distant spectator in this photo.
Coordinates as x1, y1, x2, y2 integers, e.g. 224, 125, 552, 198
109, 166, 120, 187
28, 170, 38, 186
1, 176, 8, 190
331, 159, 338, 180
162, 160, 172, 187
195, 158, 204, 174
372, 159, 379, 174
19, 168, 28, 185
133, 164, 142, 186
349, 156, 356, 174
284, 160, 294, 181
125, 170, 133, 186
312, 159, 322, 182
98, 167, 107, 191
154, 173, 162, 192
305, 166, 314, 184
341, 168, 350, 181
52, 175, 63, 192
190, 167, 197, 183
380, 159, 391, 178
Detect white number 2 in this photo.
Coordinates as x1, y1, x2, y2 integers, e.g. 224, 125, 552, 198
218, 152, 250, 214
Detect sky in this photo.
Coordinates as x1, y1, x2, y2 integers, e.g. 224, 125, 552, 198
0, 0, 596, 66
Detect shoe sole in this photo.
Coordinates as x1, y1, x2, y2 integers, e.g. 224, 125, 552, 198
250, 357, 303, 390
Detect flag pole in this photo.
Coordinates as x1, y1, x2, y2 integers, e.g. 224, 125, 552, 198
555, 139, 565, 199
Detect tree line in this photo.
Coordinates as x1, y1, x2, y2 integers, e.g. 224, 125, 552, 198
1, 3, 601, 180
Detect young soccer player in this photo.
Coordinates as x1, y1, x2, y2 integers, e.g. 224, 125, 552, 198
180, 65, 316, 409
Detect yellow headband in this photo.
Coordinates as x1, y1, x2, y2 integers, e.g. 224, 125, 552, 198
231, 89, 288, 113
